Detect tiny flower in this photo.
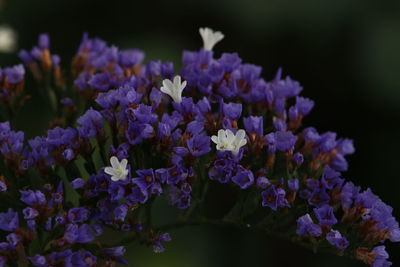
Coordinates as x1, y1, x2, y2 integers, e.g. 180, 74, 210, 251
160, 75, 187, 103
28, 254, 47, 267
0, 208, 19, 232
23, 207, 39, 219
68, 207, 90, 223
71, 178, 85, 189
211, 129, 247, 155
232, 169, 254, 189
0, 25, 17, 53
296, 214, 322, 237
0, 180, 7, 192
314, 204, 338, 226
104, 156, 129, 182
326, 229, 349, 250
199, 27, 224, 51
256, 177, 270, 189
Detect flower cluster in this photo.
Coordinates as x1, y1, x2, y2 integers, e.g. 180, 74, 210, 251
0, 28, 398, 267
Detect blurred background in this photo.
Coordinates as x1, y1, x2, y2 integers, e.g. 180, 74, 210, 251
0, 0, 399, 266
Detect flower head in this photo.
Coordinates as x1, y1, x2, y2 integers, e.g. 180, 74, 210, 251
160, 75, 187, 103
211, 129, 247, 155
199, 27, 224, 51
104, 156, 129, 182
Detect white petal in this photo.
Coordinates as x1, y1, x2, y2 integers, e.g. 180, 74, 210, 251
217, 129, 226, 140
110, 156, 119, 169
199, 27, 224, 50
162, 79, 174, 89
211, 135, 219, 144
237, 139, 247, 148
111, 175, 120, 182
104, 167, 116, 176
160, 86, 171, 95
120, 158, 128, 170
225, 129, 235, 143
235, 129, 246, 140
180, 80, 187, 91
173, 75, 181, 85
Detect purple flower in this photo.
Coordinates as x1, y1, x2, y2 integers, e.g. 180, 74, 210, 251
336, 139, 355, 155
256, 177, 270, 189
29, 254, 48, 267
127, 185, 148, 204
326, 230, 349, 250
313, 205, 337, 226
303, 127, 320, 143
288, 178, 299, 192
52, 54, 60, 66
273, 119, 287, 131
118, 49, 144, 67
264, 133, 276, 154
38, 33, 50, 49
64, 224, 94, 244
88, 72, 111, 91
62, 148, 75, 161
46, 127, 77, 148
0, 208, 19, 232
187, 135, 211, 156
4, 64, 25, 84
68, 207, 90, 223
103, 246, 126, 257
6, 233, 21, 247
292, 152, 304, 165
133, 168, 155, 189
243, 116, 263, 135
64, 251, 96, 267
339, 182, 357, 211
261, 185, 288, 210
221, 102, 242, 120
108, 183, 125, 201
20, 190, 46, 206
275, 131, 297, 152
125, 121, 154, 145
23, 207, 39, 219
269, 69, 303, 99
71, 178, 85, 189
296, 214, 322, 237
218, 53, 242, 72
308, 188, 330, 207
18, 49, 34, 64
295, 96, 314, 116
371, 246, 391, 267
161, 62, 174, 78
77, 108, 103, 139
114, 204, 128, 221
232, 169, 254, 189
0, 181, 7, 192
152, 233, 172, 253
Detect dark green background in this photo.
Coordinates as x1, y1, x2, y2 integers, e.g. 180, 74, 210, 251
0, 0, 399, 266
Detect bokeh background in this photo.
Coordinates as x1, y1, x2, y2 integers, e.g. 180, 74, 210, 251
0, 0, 399, 266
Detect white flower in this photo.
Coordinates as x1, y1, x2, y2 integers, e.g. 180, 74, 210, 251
0, 25, 17, 53
211, 129, 247, 155
104, 156, 129, 182
199, 27, 224, 51
160, 75, 187, 103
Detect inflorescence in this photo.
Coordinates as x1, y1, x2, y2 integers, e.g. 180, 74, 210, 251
0, 28, 398, 266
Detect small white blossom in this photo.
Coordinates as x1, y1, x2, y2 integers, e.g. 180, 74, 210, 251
104, 156, 128, 182
160, 75, 187, 103
211, 129, 247, 155
199, 27, 224, 51
0, 25, 17, 53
